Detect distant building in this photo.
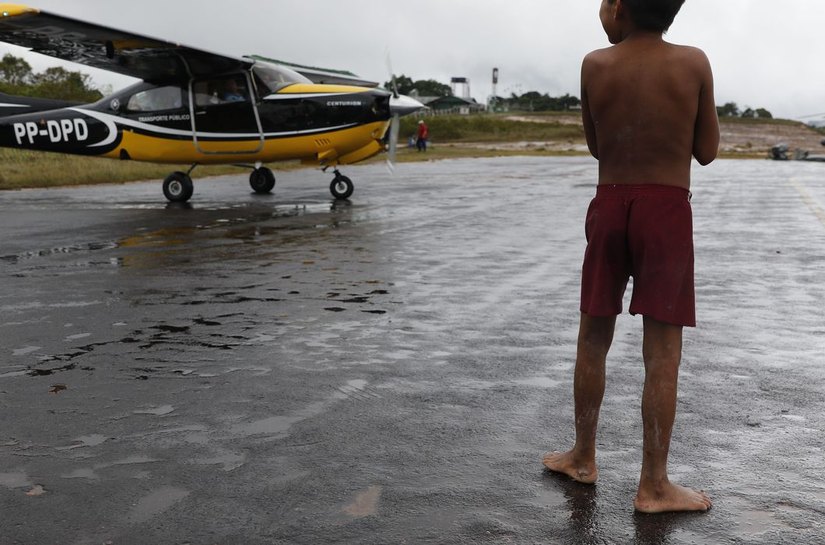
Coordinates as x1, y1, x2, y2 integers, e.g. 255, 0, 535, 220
413, 94, 485, 115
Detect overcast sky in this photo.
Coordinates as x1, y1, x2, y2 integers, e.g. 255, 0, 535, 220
3, 0, 825, 120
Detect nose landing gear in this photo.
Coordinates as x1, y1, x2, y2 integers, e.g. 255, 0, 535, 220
327, 168, 354, 200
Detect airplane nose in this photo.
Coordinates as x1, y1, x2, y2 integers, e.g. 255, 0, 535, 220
390, 94, 425, 117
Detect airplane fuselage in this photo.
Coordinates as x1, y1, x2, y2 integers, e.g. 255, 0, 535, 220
0, 4, 418, 201
0, 75, 393, 167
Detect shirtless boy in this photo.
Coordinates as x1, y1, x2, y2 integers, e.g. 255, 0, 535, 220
542, 0, 719, 514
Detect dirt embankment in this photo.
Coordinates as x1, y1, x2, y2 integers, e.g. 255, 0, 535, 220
718, 121, 824, 157
500, 114, 825, 158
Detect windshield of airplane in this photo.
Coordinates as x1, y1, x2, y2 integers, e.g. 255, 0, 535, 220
253, 63, 312, 94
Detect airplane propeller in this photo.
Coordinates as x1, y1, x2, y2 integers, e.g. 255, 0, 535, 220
385, 52, 400, 173
383, 52, 426, 173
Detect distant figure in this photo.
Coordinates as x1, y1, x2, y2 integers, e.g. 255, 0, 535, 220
541, 0, 719, 515
416, 120, 429, 152
223, 79, 245, 102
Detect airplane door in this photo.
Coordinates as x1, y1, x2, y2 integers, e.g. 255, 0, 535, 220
188, 72, 264, 155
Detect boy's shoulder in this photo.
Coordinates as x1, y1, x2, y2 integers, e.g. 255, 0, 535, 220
583, 41, 709, 68
582, 45, 614, 64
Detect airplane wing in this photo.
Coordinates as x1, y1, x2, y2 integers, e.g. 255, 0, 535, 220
249, 55, 380, 88
0, 4, 252, 82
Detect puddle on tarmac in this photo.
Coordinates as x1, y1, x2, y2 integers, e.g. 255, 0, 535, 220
342, 485, 383, 518
0, 241, 119, 265
512, 376, 564, 389
735, 508, 789, 535
62, 468, 99, 480
1, 300, 101, 312
531, 486, 566, 509
56, 434, 108, 450
0, 472, 31, 489
12, 346, 41, 356
97, 455, 161, 467
133, 405, 175, 416
231, 415, 303, 437
333, 379, 382, 401
127, 486, 190, 524
192, 451, 246, 472
0, 368, 29, 379
231, 395, 344, 438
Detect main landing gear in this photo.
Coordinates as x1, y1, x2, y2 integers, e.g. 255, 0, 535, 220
160, 165, 354, 202
161, 164, 277, 203
249, 166, 276, 194
162, 167, 195, 202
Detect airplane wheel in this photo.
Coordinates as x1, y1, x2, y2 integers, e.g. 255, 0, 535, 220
330, 174, 354, 200
163, 171, 194, 202
250, 167, 275, 194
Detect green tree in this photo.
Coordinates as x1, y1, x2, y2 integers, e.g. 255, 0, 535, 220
413, 79, 451, 97
30, 66, 102, 101
717, 102, 739, 117
0, 55, 102, 101
555, 93, 581, 110
503, 91, 581, 112
383, 75, 452, 97
0, 53, 33, 91
755, 108, 773, 119
384, 74, 415, 95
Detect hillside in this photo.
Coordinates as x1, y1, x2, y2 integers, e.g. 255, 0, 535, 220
717, 118, 825, 157
480, 114, 825, 158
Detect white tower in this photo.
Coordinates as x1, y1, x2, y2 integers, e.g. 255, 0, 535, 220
451, 77, 471, 99
489, 68, 499, 110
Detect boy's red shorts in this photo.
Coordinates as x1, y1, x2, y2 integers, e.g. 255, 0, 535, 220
580, 184, 695, 327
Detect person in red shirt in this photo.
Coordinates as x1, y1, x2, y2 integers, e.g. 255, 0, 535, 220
416, 120, 429, 152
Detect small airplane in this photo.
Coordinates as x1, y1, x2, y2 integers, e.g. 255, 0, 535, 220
769, 141, 825, 162
0, 4, 423, 202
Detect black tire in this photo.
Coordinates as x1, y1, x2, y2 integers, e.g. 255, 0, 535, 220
249, 167, 275, 194
163, 171, 194, 202
330, 175, 354, 200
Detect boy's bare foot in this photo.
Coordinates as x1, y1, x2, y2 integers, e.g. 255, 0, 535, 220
542, 451, 598, 484
634, 482, 712, 513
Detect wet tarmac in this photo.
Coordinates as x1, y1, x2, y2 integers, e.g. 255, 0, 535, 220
0, 156, 824, 544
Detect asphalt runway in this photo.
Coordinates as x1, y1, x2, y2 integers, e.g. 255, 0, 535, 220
1, 156, 824, 544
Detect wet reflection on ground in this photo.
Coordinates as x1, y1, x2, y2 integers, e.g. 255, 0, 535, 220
1, 158, 824, 543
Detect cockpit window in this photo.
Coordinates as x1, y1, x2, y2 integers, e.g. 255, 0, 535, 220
252, 63, 312, 94
126, 86, 183, 112
192, 76, 250, 107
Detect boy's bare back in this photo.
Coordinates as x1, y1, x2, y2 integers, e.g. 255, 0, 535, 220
542, 0, 718, 516
582, 30, 719, 189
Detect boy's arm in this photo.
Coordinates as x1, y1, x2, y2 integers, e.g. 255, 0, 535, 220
581, 55, 598, 159
692, 51, 720, 165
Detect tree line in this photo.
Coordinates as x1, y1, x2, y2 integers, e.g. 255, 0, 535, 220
0, 53, 102, 102
385, 74, 581, 112
2, 55, 775, 119
717, 101, 772, 119
493, 91, 580, 112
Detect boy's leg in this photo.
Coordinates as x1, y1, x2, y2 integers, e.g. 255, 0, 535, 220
543, 312, 616, 484
634, 316, 711, 513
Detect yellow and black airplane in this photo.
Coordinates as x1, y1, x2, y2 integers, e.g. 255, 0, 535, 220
0, 4, 423, 202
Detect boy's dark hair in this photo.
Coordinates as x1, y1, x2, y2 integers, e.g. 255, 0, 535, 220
614, 0, 686, 32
